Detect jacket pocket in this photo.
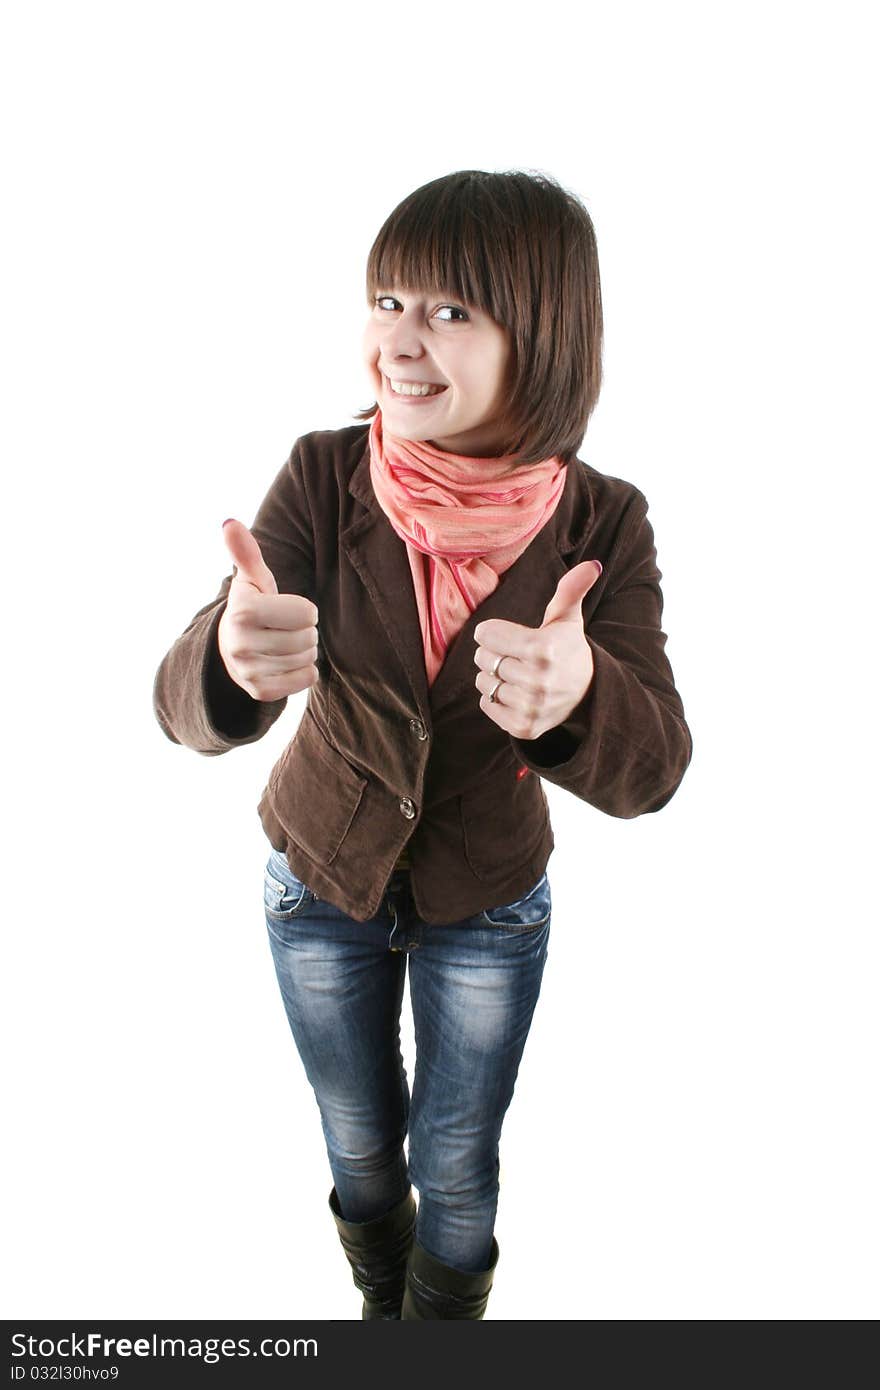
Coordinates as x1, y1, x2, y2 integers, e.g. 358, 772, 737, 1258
269, 711, 368, 865
460, 772, 550, 881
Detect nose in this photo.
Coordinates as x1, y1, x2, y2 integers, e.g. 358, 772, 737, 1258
381, 311, 426, 363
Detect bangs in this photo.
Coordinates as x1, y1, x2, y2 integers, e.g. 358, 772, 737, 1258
365, 174, 515, 326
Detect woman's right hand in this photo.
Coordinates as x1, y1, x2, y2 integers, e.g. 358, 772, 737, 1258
217, 519, 320, 701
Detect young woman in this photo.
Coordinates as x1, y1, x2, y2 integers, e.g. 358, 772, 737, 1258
153, 169, 693, 1320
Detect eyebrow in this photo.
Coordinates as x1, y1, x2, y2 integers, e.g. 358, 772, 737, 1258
375, 287, 476, 310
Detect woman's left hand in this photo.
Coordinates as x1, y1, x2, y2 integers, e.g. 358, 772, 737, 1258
473, 560, 603, 740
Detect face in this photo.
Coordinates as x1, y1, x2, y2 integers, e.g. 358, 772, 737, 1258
361, 285, 514, 456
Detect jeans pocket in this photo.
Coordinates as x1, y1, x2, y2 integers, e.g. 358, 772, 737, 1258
263, 848, 315, 922
479, 872, 551, 931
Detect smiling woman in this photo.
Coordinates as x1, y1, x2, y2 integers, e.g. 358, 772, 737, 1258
353, 168, 604, 468
153, 166, 692, 1324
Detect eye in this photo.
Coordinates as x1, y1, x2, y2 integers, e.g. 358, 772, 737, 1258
371, 294, 469, 322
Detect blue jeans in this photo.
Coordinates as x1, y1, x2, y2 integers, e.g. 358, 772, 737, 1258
263, 848, 552, 1273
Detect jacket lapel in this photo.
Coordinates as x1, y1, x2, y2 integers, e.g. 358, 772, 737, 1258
341, 472, 433, 718
342, 434, 592, 721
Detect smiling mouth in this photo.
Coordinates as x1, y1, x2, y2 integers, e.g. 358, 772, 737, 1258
382, 372, 448, 399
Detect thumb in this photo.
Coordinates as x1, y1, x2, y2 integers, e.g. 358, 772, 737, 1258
540, 559, 602, 628
221, 518, 279, 596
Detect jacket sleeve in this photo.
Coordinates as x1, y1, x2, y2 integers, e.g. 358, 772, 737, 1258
151, 439, 316, 756
509, 491, 693, 817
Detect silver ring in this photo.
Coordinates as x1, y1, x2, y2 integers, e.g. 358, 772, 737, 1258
490, 653, 508, 678
489, 678, 503, 704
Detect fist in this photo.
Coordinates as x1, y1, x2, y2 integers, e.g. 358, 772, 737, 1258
217, 519, 319, 702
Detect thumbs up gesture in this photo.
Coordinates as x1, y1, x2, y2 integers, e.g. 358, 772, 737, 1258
473, 560, 603, 739
217, 519, 320, 701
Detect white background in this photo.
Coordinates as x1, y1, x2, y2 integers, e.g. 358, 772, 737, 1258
3, 0, 877, 1321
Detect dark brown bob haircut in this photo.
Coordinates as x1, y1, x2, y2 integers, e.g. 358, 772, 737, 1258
353, 168, 603, 467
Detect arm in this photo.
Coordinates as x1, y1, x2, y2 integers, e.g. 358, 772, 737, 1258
152, 440, 316, 756
510, 493, 693, 817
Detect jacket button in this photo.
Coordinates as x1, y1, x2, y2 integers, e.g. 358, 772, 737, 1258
399, 797, 416, 819
409, 718, 428, 741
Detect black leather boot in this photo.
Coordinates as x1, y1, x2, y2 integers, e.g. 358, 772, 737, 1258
400, 1235, 500, 1319
328, 1185, 417, 1320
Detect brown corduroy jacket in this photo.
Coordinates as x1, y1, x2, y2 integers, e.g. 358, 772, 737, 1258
152, 424, 692, 923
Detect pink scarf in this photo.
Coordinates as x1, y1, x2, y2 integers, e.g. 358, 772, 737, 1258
368, 410, 567, 685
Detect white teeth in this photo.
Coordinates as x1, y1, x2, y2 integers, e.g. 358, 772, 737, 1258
389, 379, 445, 397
